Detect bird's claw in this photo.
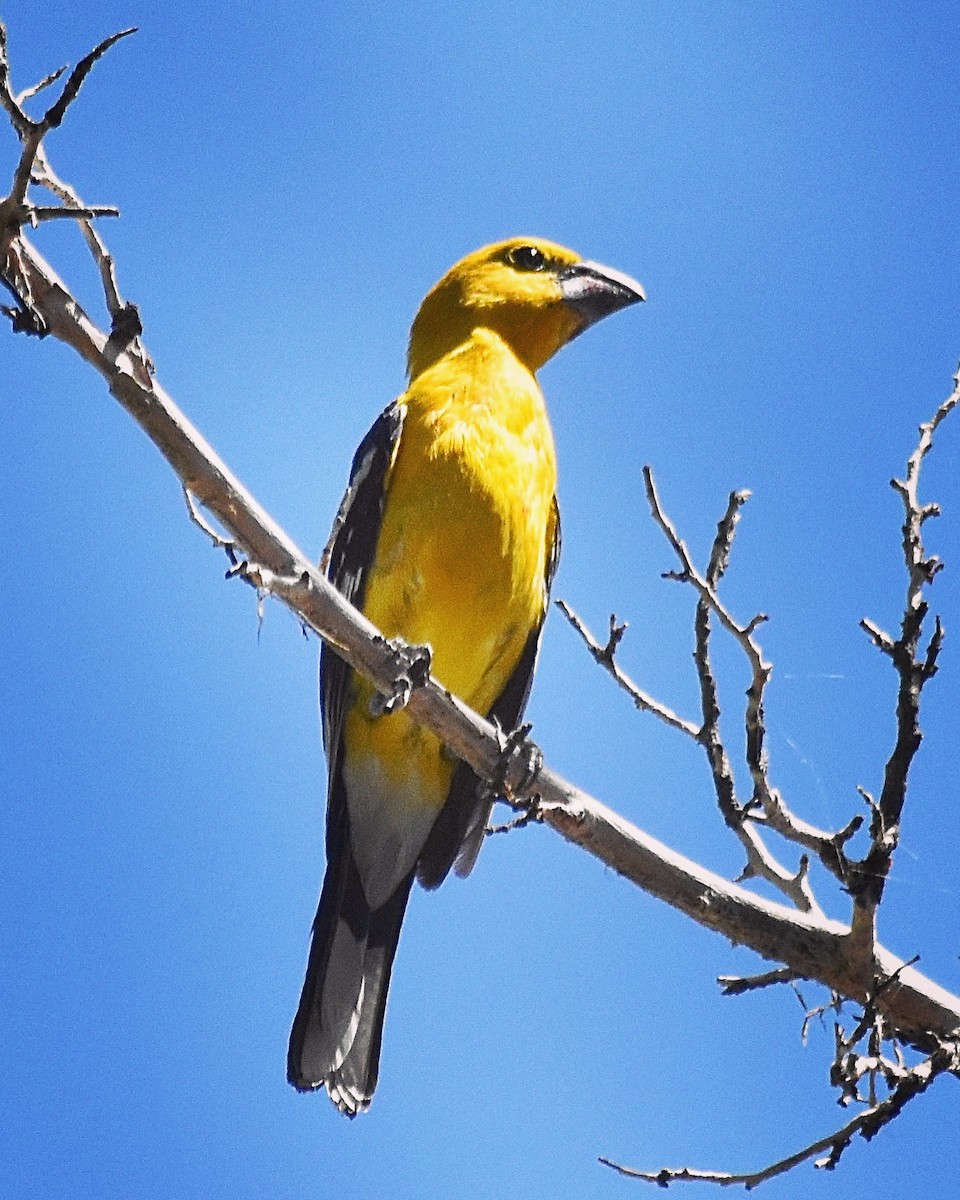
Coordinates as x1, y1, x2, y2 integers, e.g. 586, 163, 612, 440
489, 721, 543, 798
369, 637, 432, 716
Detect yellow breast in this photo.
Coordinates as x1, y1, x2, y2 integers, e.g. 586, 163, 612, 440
345, 328, 557, 809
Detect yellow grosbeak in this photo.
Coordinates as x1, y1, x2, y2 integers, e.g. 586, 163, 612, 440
288, 237, 644, 1114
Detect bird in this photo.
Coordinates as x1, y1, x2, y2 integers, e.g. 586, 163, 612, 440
287, 237, 644, 1115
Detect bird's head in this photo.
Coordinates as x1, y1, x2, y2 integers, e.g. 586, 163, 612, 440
407, 237, 645, 380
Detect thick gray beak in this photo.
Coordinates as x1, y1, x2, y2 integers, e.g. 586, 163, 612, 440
558, 260, 646, 334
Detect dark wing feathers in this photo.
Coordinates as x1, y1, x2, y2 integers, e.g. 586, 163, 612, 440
288, 402, 407, 1112
320, 400, 405, 761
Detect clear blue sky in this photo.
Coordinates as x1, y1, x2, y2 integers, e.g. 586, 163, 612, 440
2, 3, 959, 1197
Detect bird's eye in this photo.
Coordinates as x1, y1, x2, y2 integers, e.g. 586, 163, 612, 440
506, 245, 547, 272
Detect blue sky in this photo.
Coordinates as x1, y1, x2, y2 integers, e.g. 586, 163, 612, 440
2, 2, 959, 1197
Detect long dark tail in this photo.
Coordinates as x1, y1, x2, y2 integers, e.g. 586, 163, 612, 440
287, 838, 414, 1116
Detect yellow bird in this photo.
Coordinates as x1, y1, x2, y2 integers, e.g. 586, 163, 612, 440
287, 237, 644, 1114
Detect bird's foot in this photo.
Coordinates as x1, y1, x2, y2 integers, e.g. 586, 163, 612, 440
489, 721, 544, 799
369, 636, 433, 716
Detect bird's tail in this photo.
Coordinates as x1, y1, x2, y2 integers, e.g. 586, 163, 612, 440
287, 839, 414, 1116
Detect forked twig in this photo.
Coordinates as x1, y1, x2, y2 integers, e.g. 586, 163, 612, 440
600, 1039, 958, 1190
555, 600, 699, 737
853, 371, 960, 912
0, 25, 135, 283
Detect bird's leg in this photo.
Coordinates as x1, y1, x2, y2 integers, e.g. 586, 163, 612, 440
369, 636, 433, 716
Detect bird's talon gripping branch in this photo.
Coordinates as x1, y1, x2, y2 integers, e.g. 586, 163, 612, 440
490, 721, 543, 799
105, 300, 143, 357
369, 636, 432, 716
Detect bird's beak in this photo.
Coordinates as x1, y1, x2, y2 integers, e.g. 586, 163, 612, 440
557, 260, 646, 335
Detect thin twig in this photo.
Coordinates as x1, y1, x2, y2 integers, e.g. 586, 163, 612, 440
486, 808, 542, 836
717, 967, 799, 996
39, 28, 138, 131
184, 487, 239, 566
599, 1040, 959, 1189
32, 147, 127, 323
16, 64, 67, 106
693, 488, 824, 911
0, 25, 135, 264
645, 471, 856, 908
26, 203, 119, 222
555, 599, 699, 737
853, 372, 959, 911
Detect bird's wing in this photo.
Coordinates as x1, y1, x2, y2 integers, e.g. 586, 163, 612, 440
287, 401, 408, 1109
416, 494, 562, 887
319, 400, 405, 853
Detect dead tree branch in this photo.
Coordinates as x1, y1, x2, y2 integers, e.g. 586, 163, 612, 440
600, 1036, 959, 1190
555, 601, 699, 737
850, 375, 960, 920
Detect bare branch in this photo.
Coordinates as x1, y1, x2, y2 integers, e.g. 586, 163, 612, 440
31, 147, 131, 327
15, 64, 68, 106
644, 469, 776, 817
561, 491, 826, 916
184, 487, 239, 564
555, 599, 699, 737
860, 617, 896, 657
0, 26, 135, 265
852, 372, 960, 911
706, 488, 751, 587
25, 203, 119, 223
39, 28, 138, 131
643, 467, 760, 650
0, 25, 31, 135
486, 808, 542, 836
6, 224, 959, 1049
599, 1039, 959, 1189
684, 490, 823, 912
646, 470, 863, 905
717, 967, 798, 996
